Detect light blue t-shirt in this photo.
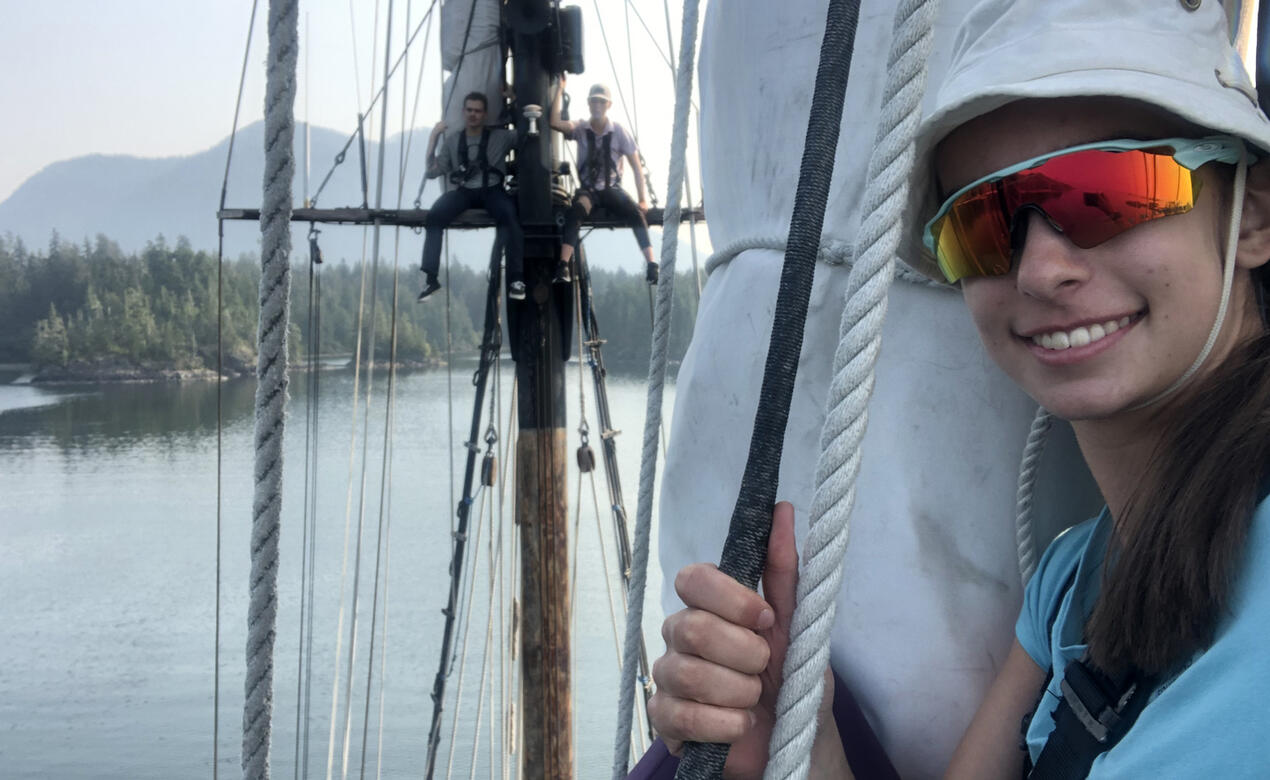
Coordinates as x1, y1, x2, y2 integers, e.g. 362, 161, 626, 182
1016, 498, 1270, 776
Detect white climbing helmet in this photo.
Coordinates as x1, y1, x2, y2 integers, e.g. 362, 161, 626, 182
902, 0, 1270, 282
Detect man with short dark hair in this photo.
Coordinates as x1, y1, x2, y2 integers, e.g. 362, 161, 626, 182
549, 77, 657, 285
418, 91, 525, 301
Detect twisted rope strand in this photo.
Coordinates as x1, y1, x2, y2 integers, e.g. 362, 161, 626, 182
1015, 407, 1052, 585
766, 2, 939, 777
244, 1, 298, 778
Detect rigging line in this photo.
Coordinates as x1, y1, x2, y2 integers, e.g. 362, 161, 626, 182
446, 244, 455, 539
466, 550, 502, 780
339, 0, 395, 770
326, 227, 374, 780
303, 263, 324, 780
349, 0, 365, 112
442, 485, 492, 778
624, 0, 674, 73
625, 0, 640, 140
310, 2, 440, 205
213, 13, 261, 763
358, 7, 400, 776
400, 4, 438, 202
295, 237, 320, 780
305, 12, 311, 204
212, 1, 259, 772
373, 436, 395, 780
396, 0, 419, 201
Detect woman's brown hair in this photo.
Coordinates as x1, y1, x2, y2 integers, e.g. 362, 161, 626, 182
1085, 266, 1270, 675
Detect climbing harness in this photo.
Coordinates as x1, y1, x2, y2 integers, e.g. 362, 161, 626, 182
580, 127, 616, 189
452, 126, 503, 189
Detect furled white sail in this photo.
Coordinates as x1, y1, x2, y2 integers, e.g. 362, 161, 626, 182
658, 1, 1101, 777
440, 0, 503, 129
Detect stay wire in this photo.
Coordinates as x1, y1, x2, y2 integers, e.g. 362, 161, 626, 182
325, 227, 374, 780
311, 0, 441, 206
359, 3, 398, 777
213, 1, 260, 775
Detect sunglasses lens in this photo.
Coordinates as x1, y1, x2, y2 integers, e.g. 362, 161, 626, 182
931, 148, 1198, 283
932, 183, 1013, 282
1033, 149, 1196, 248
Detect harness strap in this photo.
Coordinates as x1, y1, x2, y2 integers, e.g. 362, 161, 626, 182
454, 127, 499, 188
581, 127, 616, 189
1028, 659, 1154, 779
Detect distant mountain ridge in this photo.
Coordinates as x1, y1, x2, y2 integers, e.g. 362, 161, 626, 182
0, 120, 690, 274
0, 121, 433, 263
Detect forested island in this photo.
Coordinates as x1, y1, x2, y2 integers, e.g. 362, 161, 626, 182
0, 233, 699, 381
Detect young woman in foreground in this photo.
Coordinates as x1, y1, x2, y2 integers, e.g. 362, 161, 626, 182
647, 0, 1270, 776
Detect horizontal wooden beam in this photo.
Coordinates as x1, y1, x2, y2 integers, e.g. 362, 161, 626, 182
217, 205, 705, 229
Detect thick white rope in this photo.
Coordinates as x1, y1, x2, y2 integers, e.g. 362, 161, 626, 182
244, 2, 298, 778
611, 0, 700, 776
765, 1, 939, 777
1014, 407, 1051, 585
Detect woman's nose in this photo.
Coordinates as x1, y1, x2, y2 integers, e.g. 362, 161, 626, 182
1012, 209, 1091, 298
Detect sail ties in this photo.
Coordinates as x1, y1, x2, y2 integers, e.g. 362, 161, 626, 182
704, 234, 942, 288
767, 1, 940, 778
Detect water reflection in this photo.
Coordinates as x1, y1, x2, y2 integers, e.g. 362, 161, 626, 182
0, 378, 257, 450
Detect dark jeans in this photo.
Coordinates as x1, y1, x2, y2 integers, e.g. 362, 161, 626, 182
563, 187, 652, 252
421, 185, 524, 282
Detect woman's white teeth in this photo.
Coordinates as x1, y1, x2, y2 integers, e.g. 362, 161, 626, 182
1032, 317, 1131, 351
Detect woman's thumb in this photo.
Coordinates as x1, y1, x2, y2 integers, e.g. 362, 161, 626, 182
762, 501, 799, 632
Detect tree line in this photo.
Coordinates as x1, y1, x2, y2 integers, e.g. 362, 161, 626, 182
0, 233, 700, 375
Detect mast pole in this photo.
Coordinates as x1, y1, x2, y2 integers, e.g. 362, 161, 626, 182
508, 1, 572, 776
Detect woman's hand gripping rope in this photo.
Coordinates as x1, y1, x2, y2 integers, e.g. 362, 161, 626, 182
648, 502, 842, 779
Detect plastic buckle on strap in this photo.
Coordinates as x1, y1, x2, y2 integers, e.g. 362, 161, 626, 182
1059, 669, 1136, 744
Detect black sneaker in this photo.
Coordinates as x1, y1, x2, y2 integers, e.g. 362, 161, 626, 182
645, 260, 660, 285
508, 281, 527, 300
417, 277, 441, 301
552, 262, 573, 284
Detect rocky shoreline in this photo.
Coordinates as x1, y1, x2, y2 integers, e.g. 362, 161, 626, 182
23, 356, 449, 384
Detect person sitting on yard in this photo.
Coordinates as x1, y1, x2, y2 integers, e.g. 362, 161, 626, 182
418, 91, 525, 302
549, 78, 657, 285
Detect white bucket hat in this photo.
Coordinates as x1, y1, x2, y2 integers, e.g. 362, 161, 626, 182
903, 0, 1270, 282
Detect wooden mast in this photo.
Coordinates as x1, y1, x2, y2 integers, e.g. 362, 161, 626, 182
508, 1, 572, 776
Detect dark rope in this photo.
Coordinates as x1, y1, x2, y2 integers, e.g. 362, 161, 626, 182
674, 0, 862, 775
423, 240, 505, 780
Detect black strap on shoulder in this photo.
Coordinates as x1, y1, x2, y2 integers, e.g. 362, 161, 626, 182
601, 130, 614, 188
453, 127, 501, 188
581, 127, 599, 188
1027, 659, 1154, 779
476, 126, 491, 188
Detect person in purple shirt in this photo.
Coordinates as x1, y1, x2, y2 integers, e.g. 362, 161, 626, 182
550, 78, 658, 285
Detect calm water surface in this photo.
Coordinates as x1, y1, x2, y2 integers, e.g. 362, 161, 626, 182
0, 362, 671, 778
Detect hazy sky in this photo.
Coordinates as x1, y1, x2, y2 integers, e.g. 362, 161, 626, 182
0, 0, 696, 204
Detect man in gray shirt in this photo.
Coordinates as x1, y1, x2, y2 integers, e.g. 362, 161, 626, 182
418, 91, 524, 301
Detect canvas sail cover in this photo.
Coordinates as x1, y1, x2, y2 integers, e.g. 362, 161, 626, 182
440, 0, 503, 131
657, 1, 1102, 777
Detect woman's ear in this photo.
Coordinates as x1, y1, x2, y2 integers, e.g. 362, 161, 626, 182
1237, 161, 1270, 270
